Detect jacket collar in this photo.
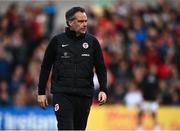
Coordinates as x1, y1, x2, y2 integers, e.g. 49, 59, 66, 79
65, 27, 86, 40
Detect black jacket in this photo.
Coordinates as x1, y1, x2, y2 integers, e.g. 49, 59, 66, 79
141, 73, 159, 101
38, 28, 107, 97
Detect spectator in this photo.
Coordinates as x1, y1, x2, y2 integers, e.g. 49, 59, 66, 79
124, 80, 143, 107
0, 80, 11, 106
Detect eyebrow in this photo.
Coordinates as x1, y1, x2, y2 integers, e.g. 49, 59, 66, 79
77, 20, 87, 22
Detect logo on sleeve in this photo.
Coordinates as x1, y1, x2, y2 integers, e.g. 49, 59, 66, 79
82, 42, 89, 49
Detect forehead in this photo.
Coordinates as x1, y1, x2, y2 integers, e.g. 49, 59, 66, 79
74, 12, 87, 20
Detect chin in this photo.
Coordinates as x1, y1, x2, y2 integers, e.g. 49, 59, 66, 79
81, 30, 87, 33
80, 29, 87, 33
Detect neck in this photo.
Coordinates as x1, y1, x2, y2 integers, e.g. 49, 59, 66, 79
76, 32, 81, 36
69, 27, 81, 36
65, 27, 86, 39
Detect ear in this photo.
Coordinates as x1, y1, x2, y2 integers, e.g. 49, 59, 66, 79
68, 21, 74, 27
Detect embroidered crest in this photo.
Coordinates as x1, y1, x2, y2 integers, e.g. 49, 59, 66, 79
82, 42, 89, 49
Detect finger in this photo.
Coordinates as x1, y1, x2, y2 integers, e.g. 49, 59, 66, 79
41, 101, 46, 109
45, 99, 48, 107
101, 96, 107, 103
100, 98, 104, 102
102, 95, 107, 103
99, 96, 104, 102
100, 95, 105, 102
98, 94, 101, 101
99, 96, 104, 103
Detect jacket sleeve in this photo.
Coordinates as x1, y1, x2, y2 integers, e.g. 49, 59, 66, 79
93, 38, 108, 95
38, 36, 57, 95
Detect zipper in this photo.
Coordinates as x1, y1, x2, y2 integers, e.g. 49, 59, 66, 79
73, 40, 79, 89
74, 61, 77, 89
75, 63, 77, 74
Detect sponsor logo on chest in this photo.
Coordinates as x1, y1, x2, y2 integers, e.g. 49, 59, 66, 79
81, 53, 90, 57
61, 52, 70, 58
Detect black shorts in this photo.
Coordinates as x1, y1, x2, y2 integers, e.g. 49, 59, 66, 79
52, 93, 93, 130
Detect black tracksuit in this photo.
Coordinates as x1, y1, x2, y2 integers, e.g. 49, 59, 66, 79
38, 27, 107, 130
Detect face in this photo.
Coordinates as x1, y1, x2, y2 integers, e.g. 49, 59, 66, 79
69, 11, 87, 34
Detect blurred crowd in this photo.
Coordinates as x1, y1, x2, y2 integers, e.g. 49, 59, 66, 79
0, 0, 180, 107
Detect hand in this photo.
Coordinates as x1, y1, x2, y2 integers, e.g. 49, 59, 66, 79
98, 91, 107, 105
37, 95, 48, 109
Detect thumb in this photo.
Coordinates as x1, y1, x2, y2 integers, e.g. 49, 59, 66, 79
98, 93, 102, 102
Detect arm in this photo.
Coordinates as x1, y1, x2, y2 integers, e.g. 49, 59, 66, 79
93, 38, 108, 104
37, 36, 57, 108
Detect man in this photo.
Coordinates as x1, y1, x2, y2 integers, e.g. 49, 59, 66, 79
37, 7, 108, 130
136, 64, 160, 130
